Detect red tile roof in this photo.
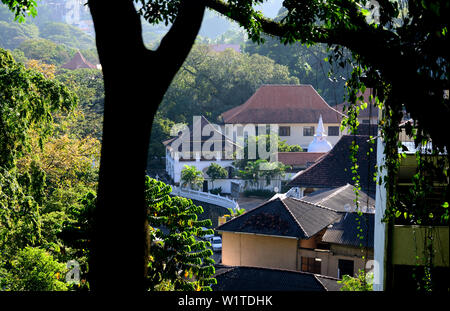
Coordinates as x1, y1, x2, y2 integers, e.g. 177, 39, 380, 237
221, 85, 345, 124
61, 51, 97, 70
277, 152, 325, 167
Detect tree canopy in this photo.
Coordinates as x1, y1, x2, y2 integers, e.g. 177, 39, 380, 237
159, 43, 299, 124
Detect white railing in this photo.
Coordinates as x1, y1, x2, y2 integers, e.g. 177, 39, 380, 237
170, 186, 239, 211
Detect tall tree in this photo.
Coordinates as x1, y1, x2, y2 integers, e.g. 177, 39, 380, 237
86, 0, 207, 293
2, 0, 208, 293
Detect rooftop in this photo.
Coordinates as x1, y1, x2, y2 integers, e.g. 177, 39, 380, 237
322, 212, 375, 248
221, 84, 345, 124
288, 135, 377, 193
277, 152, 325, 168
61, 51, 97, 70
213, 264, 343, 291
301, 184, 375, 213
163, 115, 240, 154
216, 196, 341, 239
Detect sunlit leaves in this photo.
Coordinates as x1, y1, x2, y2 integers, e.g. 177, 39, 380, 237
145, 177, 216, 291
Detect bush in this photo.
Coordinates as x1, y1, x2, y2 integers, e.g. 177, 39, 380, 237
338, 269, 373, 291
6, 247, 68, 291
209, 187, 222, 195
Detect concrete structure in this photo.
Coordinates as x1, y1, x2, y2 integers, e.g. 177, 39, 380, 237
164, 116, 240, 193
307, 115, 333, 153
217, 195, 374, 279
373, 111, 449, 291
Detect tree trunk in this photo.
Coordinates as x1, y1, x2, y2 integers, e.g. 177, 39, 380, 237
87, 0, 205, 293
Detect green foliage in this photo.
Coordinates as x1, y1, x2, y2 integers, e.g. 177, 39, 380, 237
338, 269, 373, 291
38, 22, 95, 51
278, 139, 303, 152
0, 20, 39, 50
0, 48, 76, 167
206, 163, 228, 189
245, 36, 350, 106
5, 246, 68, 291
54, 68, 104, 139
145, 177, 216, 291
209, 187, 222, 195
224, 207, 246, 220
0, 43, 95, 291
237, 158, 289, 189
232, 133, 290, 189
148, 112, 175, 161
158, 43, 299, 124
17, 38, 73, 66
0, 0, 37, 23
180, 165, 204, 190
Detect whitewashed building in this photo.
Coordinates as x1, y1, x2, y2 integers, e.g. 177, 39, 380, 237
164, 116, 241, 193
220, 84, 346, 151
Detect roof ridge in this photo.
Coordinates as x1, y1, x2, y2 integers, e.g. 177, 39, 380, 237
279, 197, 309, 238
316, 183, 352, 207
215, 198, 277, 230
312, 274, 328, 291
308, 85, 346, 118
287, 196, 337, 213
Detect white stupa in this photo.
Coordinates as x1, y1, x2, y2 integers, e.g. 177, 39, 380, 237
307, 115, 333, 152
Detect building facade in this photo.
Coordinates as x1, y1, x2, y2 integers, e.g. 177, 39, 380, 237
220, 84, 346, 151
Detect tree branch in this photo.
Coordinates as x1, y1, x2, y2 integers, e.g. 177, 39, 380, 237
156, 0, 206, 79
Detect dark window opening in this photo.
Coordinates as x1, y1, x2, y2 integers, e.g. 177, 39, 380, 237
303, 126, 315, 136
300, 257, 322, 274
328, 126, 339, 136
338, 259, 354, 278
279, 126, 291, 136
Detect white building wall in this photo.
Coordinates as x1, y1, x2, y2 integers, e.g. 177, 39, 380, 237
166, 149, 235, 187
373, 122, 387, 291
222, 123, 345, 151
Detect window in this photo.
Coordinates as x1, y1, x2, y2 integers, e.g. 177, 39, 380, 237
338, 259, 354, 278
303, 126, 315, 136
300, 257, 321, 274
279, 126, 291, 136
328, 126, 339, 136
362, 119, 370, 124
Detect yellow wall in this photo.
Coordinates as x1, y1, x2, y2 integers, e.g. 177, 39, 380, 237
392, 225, 449, 267
221, 232, 298, 270
299, 245, 373, 278
221, 231, 374, 279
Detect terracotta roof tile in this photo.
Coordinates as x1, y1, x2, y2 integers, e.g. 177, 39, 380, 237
61, 51, 96, 70
221, 85, 345, 124
277, 152, 326, 167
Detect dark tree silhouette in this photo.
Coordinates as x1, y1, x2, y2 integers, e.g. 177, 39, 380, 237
86, 0, 206, 292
